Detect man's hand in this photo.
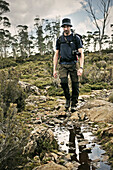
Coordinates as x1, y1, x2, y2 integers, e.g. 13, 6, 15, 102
53, 70, 57, 78
77, 68, 83, 76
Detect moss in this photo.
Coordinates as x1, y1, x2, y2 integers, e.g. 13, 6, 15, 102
47, 85, 63, 96
33, 78, 52, 89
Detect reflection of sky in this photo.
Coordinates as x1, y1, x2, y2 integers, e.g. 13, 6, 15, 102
54, 126, 69, 153
88, 143, 105, 160
54, 124, 111, 170
81, 124, 111, 170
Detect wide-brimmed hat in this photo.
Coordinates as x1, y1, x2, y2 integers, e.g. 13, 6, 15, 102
61, 18, 72, 27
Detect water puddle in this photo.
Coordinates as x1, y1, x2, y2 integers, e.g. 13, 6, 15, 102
54, 121, 111, 170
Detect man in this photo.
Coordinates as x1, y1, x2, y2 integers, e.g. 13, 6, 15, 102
53, 18, 84, 112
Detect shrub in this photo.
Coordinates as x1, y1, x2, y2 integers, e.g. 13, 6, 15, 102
96, 60, 107, 69
0, 69, 26, 114
0, 58, 17, 69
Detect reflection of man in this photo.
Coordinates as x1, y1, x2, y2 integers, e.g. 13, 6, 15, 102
53, 18, 84, 112
68, 126, 91, 170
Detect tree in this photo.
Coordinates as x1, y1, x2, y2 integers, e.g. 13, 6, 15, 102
0, 0, 10, 27
34, 17, 45, 55
81, 0, 112, 52
0, 0, 10, 15
17, 25, 30, 58
109, 24, 113, 49
0, 29, 11, 58
0, 0, 11, 58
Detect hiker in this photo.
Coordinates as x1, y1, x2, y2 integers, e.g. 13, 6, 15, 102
53, 18, 84, 112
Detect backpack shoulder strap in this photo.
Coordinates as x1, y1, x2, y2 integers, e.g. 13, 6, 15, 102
57, 34, 65, 45
73, 33, 83, 45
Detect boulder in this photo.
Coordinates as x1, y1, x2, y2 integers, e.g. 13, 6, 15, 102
23, 126, 54, 155
18, 81, 40, 95
33, 161, 67, 170
81, 99, 113, 122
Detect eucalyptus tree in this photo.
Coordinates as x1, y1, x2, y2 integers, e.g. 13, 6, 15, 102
109, 24, 113, 49
81, 0, 112, 52
82, 31, 93, 52
0, 29, 11, 58
92, 31, 99, 52
0, 0, 10, 26
44, 17, 60, 54
17, 25, 31, 58
0, 0, 11, 58
10, 35, 19, 59
34, 17, 45, 55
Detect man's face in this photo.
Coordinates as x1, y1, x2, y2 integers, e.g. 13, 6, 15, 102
63, 25, 71, 35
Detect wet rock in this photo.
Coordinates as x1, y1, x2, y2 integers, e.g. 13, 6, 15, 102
65, 162, 75, 169
101, 154, 109, 162
60, 141, 64, 145
33, 161, 68, 170
82, 147, 92, 153
65, 154, 71, 161
78, 140, 89, 146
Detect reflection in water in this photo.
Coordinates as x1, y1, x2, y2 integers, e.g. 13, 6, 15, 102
68, 125, 93, 170
54, 123, 111, 170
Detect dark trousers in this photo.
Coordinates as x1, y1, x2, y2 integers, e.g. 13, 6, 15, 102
59, 64, 79, 105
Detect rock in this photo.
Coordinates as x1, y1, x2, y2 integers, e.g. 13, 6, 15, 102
23, 126, 54, 155
82, 147, 92, 153
50, 153, 58, 161
52, 118, 62, 124
33, 161, 68, 170
79, 112, 86, 120
18, 81, 40, 95
101, 154, 109, 162
39, 95, 47, 102
82, 99, 113, 122
78, 140, 89, 146
79, 95, 91, 101
65, 162, 74, 169
70, 112, 79, 120
100, 126, 113, 137
65, 154, 71, 161
60, 141, 64, 145
33, 156, 41, 164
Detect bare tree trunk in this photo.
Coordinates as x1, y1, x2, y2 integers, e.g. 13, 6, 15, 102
81, 0, 112, 52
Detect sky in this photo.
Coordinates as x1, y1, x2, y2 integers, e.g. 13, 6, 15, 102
4, 0, 113, 37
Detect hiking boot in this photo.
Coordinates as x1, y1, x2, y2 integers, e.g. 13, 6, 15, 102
71, 100, 77, 112
71, 105, 77, 112
65, 99, 70, 110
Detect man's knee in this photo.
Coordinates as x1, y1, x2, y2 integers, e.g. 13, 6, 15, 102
72, 82, 79, 96
60, 77, 68, 84
72, 81, 79, 88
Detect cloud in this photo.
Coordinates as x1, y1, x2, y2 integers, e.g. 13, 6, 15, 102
75, 17, 96, 35
6, 0, 83, 28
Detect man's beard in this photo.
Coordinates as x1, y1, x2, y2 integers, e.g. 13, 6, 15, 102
64, 30, 69, 35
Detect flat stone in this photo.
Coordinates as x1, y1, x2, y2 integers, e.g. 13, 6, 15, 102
33, 161, 67, 170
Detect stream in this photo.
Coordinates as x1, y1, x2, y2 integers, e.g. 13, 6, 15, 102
53, 119, 111, 170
